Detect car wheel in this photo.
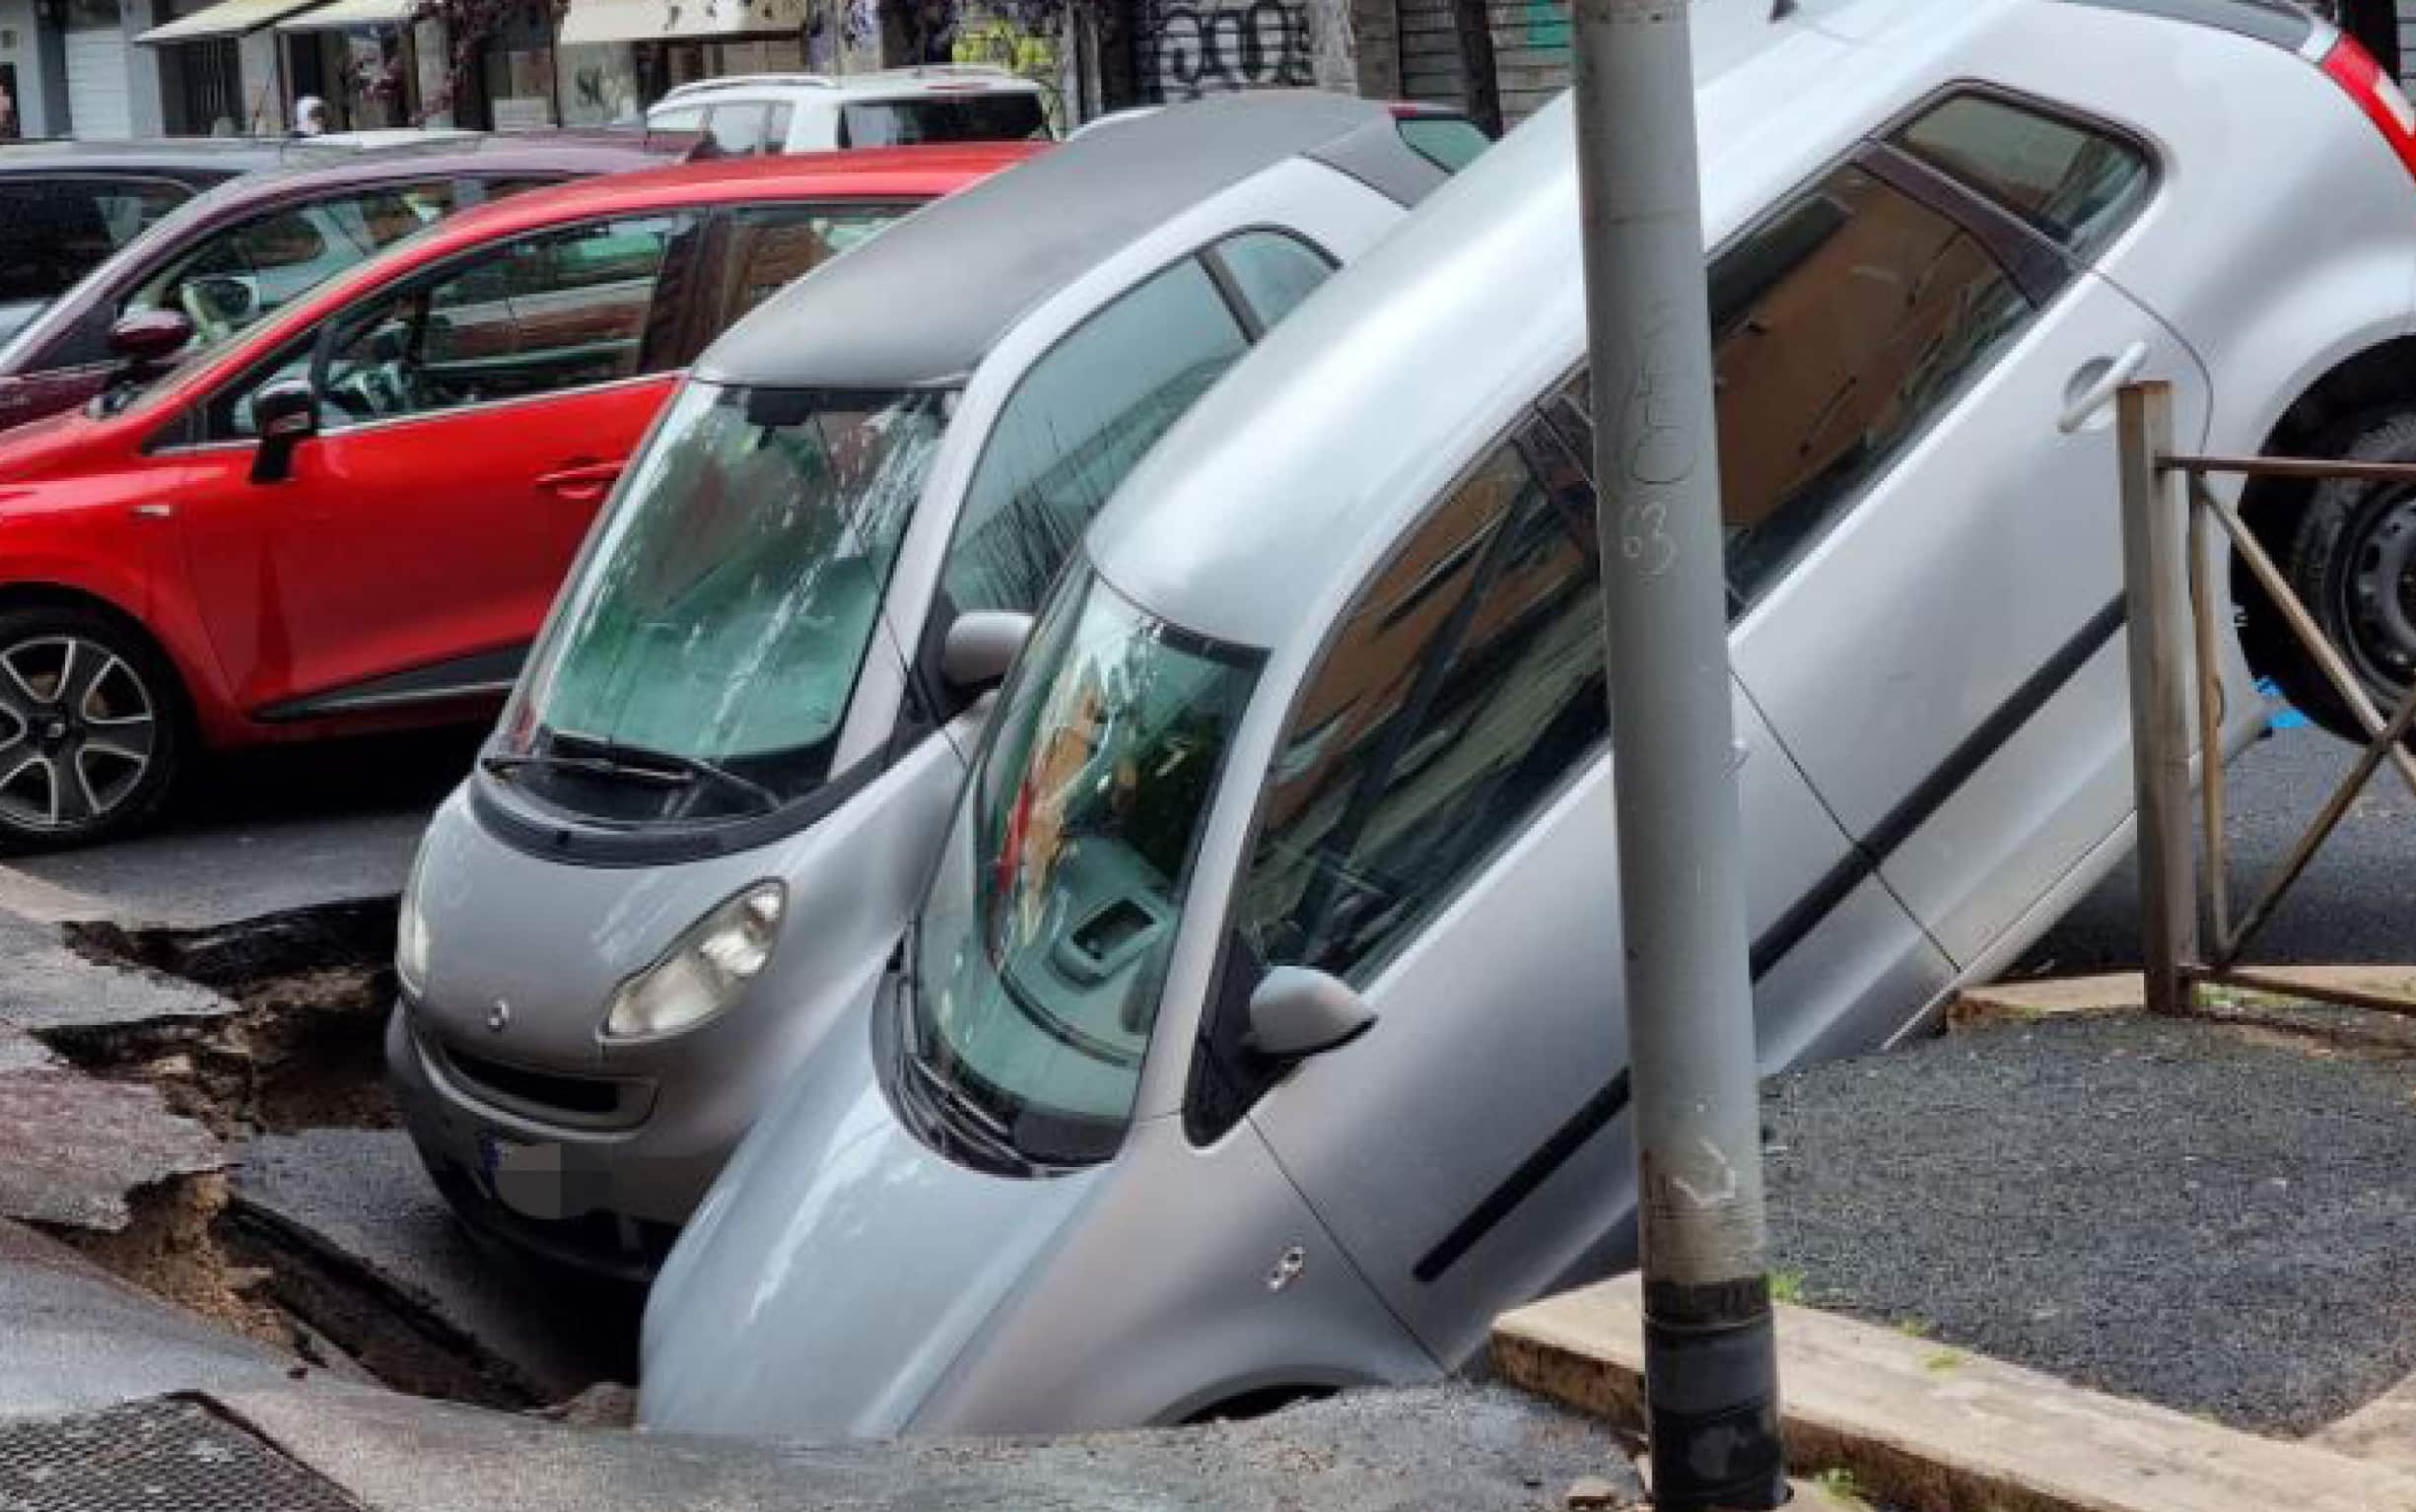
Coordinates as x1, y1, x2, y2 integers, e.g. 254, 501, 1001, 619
2278, 411, 2416, 744
0, 606, 185, 854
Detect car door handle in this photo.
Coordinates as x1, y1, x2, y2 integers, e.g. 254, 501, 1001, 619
2057, 342, 2150, 434
534, 458, 625, 501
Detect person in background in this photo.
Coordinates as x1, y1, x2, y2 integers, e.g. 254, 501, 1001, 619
293, 96, 329, 136
0, 80, 17, 141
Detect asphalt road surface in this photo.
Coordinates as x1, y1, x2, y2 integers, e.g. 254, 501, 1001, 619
2025, 711, 2416, 974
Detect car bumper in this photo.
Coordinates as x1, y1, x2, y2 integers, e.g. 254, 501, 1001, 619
386, 999, 732, 1280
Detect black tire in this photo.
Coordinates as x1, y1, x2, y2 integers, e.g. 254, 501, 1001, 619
0, 604, 187, 854
2276, 410, 2416, 744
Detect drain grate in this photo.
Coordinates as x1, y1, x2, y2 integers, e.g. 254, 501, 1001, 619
0, 1398, 364, 1512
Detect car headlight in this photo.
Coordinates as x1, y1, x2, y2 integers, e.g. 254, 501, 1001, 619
396, 853, 432, 999
602, 882, 787, 1041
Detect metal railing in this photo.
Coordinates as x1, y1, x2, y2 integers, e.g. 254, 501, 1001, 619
2118, 380, 2416, 1020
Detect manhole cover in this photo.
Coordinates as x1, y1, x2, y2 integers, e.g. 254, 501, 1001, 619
0, 1398, 363, 1511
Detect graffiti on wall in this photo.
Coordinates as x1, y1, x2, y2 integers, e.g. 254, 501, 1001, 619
1140, 0, 1313, 101
952, 10, 1067, 127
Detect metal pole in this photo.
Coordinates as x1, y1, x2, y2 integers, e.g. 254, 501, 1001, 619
2115, 384, 2197, 1015
1569, 3, 1782, 1507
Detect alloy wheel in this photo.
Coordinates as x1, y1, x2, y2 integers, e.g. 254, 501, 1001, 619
0, 636, 160, 833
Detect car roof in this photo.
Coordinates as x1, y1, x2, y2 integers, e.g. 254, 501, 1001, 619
656, 65, 1046, 104
696, 91, 1437, 391
0, 137, 342, 179
163, 129, 686, 220
1083, 0, 1957, 650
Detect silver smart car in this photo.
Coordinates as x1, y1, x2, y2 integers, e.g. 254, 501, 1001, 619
386, 92, 1471, 1276
642, 0, 2416, 1437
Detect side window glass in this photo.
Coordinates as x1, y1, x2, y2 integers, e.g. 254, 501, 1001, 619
139, 180, 459, 344
651, 105, 706, 132
1208, 229, 1335, 331
1709, 165, 2034, 607
701, 201, 908, 336
1398, 115, 1491, 172
214, 213, 693, 437
1236, 439, 1604, 988
945, 256, 1249, 615
1555, 166, 2036, 614
1890, 94, 2151, 262
764, 103, 795, 151
0, 179, 184, 309
703, 104, 770, 158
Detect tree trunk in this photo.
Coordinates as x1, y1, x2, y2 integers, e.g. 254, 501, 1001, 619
1448, 0, 1499, 135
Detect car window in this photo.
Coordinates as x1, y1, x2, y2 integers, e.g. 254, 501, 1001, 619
652, 104, 706, 131
1890, 93, 2152, 261
210, 212, 699, 438
135, 180, 461, 347
839, 93, 1047, 147
704, 103, 771, 157
944, 256, 1250, 616
1208, 229, 1335, 331
1553, 164, 2036, 615
765, 103, 795, 150
0, 177, 186, 307
1397, 114, 1491, 172
698, 200, 914, 336
1234, 435, 1604, 989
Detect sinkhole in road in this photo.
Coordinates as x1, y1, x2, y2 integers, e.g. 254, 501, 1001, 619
30, 900, 628, 1414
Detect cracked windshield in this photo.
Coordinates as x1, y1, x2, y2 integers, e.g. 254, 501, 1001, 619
907, 568, 1257, 1165
501, 380, 946, 816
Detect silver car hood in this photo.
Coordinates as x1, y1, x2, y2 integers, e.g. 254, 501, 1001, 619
640, 982, 1104, 1439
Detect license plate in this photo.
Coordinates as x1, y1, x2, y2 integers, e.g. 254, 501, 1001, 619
476, 1133, 566, 1220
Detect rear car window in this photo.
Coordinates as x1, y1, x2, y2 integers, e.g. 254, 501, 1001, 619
1398, 114, 1491, 172
1890, 93, 2152, 261
839, 93, 1048, 147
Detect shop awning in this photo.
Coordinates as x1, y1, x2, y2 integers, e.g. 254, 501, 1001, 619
137, 0, 334, 42
556, 0, 806, 46
275, 0, 412, 32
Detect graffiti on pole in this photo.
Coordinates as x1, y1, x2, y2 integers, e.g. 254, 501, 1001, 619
1140, 0, 1313, 100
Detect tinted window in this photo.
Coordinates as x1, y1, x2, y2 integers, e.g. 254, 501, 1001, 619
1398, 114, 1491, 172
945, 256, 1249, 615
840, 93, 1047, 146
1234, 439, 1604, 989
136, 180, 461, 347
1209, 229, 1334, 331
1892, 94, 2151, 260
704, 103, 771, 157
1708, 167, 2034, 607
213, 213, 697, 437
0, 177, 186, 305
701, 201, 910, 334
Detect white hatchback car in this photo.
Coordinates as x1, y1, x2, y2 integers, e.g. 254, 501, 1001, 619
646, 66, 1052, 155
643, 0, 2416, 1442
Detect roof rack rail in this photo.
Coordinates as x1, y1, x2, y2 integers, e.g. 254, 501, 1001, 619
662, 72, 838, 96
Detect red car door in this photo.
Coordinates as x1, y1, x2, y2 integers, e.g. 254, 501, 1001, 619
169, 211, 704, 722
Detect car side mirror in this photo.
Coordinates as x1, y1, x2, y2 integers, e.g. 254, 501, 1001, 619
249, 378, 320, 485
107, 308, 193, 368
1245, 967, 1376, 1062
939, 611, 1032, 694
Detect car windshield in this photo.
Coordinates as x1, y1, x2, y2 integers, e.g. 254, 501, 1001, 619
901, 566, 1259, 1168
493, 380, 947, 822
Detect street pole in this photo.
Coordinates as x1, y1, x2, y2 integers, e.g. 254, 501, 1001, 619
1568, 2, 1785, 1508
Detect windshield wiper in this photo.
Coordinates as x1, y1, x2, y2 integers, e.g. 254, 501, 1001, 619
484, 729, 781, 813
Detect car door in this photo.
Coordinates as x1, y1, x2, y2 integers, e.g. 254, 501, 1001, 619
1721, 96, 2211, 971
1217, 425, 1935, 1365
167, 210, 704, 721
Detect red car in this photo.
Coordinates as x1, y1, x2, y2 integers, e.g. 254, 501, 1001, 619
0, 144, 1032, 851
